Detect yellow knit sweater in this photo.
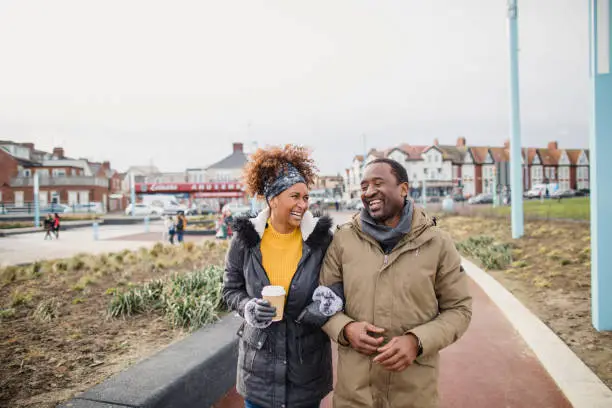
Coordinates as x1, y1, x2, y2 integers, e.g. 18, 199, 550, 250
261, 220, 303, 295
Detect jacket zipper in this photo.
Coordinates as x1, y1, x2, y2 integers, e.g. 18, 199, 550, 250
383, 254, 389, 266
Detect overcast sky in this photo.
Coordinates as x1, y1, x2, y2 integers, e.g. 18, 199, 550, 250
0, 0, 590, 174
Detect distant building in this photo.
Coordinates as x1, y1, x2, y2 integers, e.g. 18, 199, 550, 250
0, 141, 120, 211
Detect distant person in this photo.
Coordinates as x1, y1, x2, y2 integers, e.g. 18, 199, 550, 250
43, 214, 54, 240
335, 200, 340, 211
52, 213, 61, 239
175, 212, 186, 243
164, 214, 175, 243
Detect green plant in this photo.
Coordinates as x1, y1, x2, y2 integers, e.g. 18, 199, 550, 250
560, 259, 572, 266
456, 235, 512, 270
0, 308, 16, 320
108, 290, 144, 318
1, 265, 19, 284
67, 257, 85, 271
11, 289, 33, 307
105, 287, 117, 295
72, 297, 85, 305
53, 260, 69, 273
33, 298, 60, 322
106, 265, 225, 330
512, 260, 528, 268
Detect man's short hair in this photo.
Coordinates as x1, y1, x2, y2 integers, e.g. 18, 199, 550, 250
366, 158, 409, 185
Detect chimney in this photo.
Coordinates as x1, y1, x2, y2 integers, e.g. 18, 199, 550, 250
102, 161, 111, 170
53, 147, 65, 159
547, 141, 558, 150
21, 142, 35, 150
233, 143, 244, 153
504, 139, 510, 149
456, 137, 466, 147
433, 138, 439, 146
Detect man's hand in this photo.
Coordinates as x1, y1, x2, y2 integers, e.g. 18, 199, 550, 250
343, 322, 385, 355
372, 334, 419, 372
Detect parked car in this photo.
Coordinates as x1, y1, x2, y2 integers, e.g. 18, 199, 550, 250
468, 193, 493, 205
222, 203, 255, 217
575, 189, 590, 197
125, 203, 163, 216
452, 194, 467, 202
65, 202, 105, 214
162, 201, 190, 216
551, 189, 577, 199
194, 203, 216, 215
40, 204, 70, 214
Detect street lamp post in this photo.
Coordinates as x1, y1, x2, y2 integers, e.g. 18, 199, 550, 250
508, 0, 525, 238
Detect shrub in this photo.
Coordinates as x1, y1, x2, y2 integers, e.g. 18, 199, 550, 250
0, 308, 16, 320
11, 289, 33, 307
33, 298, 60, 322
53, 260, 69, 273
1, 265, 19, 284
456, 235, 512, 270
108, 290, 144, 318
107, 265, 225, 331
67, 257, 85, 271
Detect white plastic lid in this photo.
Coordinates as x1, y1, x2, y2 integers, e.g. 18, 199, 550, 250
262, 285, 286, 297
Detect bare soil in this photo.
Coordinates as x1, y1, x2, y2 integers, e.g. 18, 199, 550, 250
438, 215, 612, 390
0, 241, 228, 408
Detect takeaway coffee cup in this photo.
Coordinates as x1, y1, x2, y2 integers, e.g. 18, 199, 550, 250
262, 285, 286, 322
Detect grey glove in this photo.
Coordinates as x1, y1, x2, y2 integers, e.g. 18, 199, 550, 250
244, 298, 277, 329
296, 283, 344, 327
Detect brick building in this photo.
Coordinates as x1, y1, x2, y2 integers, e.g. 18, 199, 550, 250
0, 141, 122, 212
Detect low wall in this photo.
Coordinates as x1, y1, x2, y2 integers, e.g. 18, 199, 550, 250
58, 314, 242, 408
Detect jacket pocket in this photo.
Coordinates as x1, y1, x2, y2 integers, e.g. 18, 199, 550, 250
237, 323, 270, 376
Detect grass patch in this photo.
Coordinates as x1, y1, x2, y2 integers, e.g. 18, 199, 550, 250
456, 235, 513, 270
492, 197, 589, 220
11, 289, 33, 307
108, 265, 225, 331
0, 308, 16, 320
33, 298, 60, 322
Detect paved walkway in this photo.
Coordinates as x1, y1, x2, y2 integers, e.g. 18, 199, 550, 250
215, 277, 572, 408
0, 221, 212, 266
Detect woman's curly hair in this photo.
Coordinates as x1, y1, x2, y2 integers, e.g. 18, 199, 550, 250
243, 144, 317, 199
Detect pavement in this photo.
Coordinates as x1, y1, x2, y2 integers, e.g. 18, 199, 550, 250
0, 221, 212, 266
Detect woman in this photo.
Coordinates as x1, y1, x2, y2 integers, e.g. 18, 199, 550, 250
52, 213, 61, 239
175, 212, 186, 243
223, 145, 343, 408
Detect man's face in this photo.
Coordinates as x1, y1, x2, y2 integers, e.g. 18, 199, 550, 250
360, 163, 408, 222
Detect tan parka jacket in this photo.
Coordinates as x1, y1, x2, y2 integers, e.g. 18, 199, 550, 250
321, 207, 472, 408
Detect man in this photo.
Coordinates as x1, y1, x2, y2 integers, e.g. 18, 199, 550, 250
321, 158, 472, 408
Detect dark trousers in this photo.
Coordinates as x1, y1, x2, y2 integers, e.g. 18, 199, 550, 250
176, 230, 184, 243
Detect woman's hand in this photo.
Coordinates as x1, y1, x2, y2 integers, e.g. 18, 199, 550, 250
244, 298, 277, 328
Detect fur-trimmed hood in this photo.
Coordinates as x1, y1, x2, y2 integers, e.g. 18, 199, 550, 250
232, 207, 333, 249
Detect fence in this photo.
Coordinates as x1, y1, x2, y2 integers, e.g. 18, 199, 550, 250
0, 202, 105, 215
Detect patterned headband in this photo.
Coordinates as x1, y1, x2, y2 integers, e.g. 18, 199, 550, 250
263, 162, 306, 201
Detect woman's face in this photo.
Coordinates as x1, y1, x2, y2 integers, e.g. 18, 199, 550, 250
270, 183, 309, 229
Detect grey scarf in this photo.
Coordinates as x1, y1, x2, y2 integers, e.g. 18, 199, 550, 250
360, 200, 413, 253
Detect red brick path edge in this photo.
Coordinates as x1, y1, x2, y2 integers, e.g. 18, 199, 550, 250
215, 278, 571, 408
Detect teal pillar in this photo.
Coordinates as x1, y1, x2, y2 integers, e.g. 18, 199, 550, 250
508, 0, 524, 239
590, 0, 612, 331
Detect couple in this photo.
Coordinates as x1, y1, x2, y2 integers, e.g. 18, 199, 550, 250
222, 145, 472, 408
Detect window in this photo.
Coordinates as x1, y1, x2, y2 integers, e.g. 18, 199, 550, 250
23, 169, 32, 177
424, 168, 428, 175
37, 169, 49, 177
53, 169, 67, 177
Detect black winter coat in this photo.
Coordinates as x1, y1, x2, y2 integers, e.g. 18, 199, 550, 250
222, 209, 334, 408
